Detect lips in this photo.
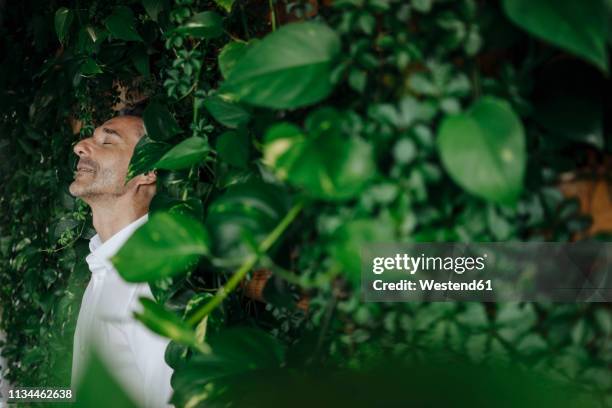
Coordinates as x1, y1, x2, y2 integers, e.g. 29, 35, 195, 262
76, 166, 94, 172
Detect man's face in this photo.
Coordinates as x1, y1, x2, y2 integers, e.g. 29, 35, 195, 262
69, 116, 145, 199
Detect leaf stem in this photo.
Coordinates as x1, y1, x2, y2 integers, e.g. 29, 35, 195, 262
187, 201, 303, 326
268, 0, 277, 32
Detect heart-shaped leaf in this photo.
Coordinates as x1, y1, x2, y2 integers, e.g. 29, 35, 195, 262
437, 96, 526, 205
221, 22, 341, 109
218, 41, 252, 79
112, 212, 210, 282
263, 110, 376, 201
126, 135, 171, 181
203, 96, 250, 128
54, 7, 74, 45
104, 6, 143, 42
502, 0, 608, 72
155, 136, 210, 170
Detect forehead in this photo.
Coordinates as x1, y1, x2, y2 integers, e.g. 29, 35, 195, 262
97, 116, 144, 143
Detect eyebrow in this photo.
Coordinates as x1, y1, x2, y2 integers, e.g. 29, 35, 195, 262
102, 127, 124, 139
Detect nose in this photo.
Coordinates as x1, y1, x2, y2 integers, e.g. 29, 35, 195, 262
73, 137, 92, 157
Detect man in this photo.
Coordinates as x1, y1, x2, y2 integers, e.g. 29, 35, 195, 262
69, 115, 173, 407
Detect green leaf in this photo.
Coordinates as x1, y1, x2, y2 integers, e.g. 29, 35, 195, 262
171, 327, 283, 407
331, 217, 395, 286
218, 41, 251, 79
221, 22, 341, 109
80, 58, 103, 76
150, 194, 204, 220
142, 0, 167, 22
205, 180, 289, 264
134, 298, 208, 351
75, 353, 138, 408
502, 0, 608, 72
263, 110, 376, 201
155, 136, 210, 170
112, 212, 209, 282
176, 11, 223, 39
143, 102, 181, 141
104, 6, 143, 42
216, 130, 249, 168
54, 7, 74, 45
131, 45, 150, 77
437, 96, 526, 205
203, 96, 250, 128
214, 0, 235, 13
126, 135, 171, 181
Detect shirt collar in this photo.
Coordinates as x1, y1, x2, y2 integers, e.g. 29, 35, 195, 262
87, 213, 149, 273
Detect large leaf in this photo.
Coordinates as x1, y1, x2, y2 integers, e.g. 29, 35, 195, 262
126, 135, 171, 181
221, 22, 341, 109
203, 96, 250, 128
54, 7, 74, 45
112, 212, 209, 282
437, 97, 526, 205
75, 353, 138, 408
205, 180, 289, 264
176, 11, 223, 39
155, 136, 210, 170
134, 298, 208, 351
502, 0, 608, 72
171, 327, 284, 407
104, 6, 143, 42
143, 102, 181, 141
218, 41, 252, 79
263, 109, 376, 201
331, 217, 395, 286
216, 130, 249, 168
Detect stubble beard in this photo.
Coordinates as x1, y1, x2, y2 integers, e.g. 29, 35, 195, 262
69, 167, 128, 200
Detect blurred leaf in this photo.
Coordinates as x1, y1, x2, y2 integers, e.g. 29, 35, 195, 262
54, 7, 74, 45
214, 0, 235, 13
134, 297, 208, 351
218, 41, 252, 79
203, 96, 250, 128
331, 217, 395, 286
263, 110, 376, 201
104, 6, 143, 42
502, 0, 608, 72
112, 212, 209, 282
205, 180, 289, 264
143, 102, 181, 141
150, 194, 204, 220
155, 136, 210, 170
176, 11, 223, 39
221, 22, 341, 109
142, 0, 167, 22
216, 130, 249, 168
171, 327, 284, 407
75, 352, 138, 408
437, 96, 526, 205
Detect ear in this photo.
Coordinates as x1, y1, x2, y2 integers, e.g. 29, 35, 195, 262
133, 170, 157, 187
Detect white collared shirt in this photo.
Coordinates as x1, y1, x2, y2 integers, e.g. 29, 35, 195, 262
71, 213, 173, 407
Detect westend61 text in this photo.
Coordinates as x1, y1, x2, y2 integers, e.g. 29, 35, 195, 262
372, 279, 493, 292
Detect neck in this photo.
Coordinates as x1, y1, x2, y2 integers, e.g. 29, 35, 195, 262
88, 194, 149, 243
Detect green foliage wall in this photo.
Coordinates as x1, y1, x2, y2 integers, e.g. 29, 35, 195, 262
1, 0, 611, 405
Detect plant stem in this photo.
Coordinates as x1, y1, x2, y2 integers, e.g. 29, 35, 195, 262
187, 201, 303, 326
268, 0, 277, 32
